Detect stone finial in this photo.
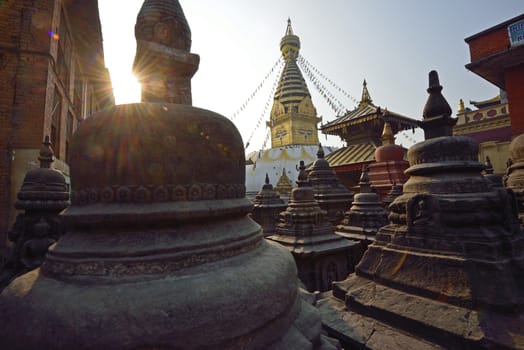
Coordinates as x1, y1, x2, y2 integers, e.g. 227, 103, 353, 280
265, 173, 270, 185
485, 156, 494, 174
359, 166, 371, 193
38, 136, 54, 169
133, 0, 200, 105
420, 70, 456, 139
297, 160, 309, 187
381, 122, 395, 146
317, 143, 325, 159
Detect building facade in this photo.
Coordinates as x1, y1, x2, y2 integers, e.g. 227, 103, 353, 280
0, 0, 114, 255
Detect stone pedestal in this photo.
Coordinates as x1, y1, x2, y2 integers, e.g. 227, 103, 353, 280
251, 174, 287, 237
308, 144, 354, 225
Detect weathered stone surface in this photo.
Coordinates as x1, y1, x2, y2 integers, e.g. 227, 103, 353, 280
336, 166, 388, 243
269, 161, 359, 293
0, 137, 68, 289
308, 144, 354, 225
0, 2, 337, 349
319, 71, 524, 349
505, 133, 524, 225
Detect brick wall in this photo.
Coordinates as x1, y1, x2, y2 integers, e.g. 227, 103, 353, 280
467, 27, 509, 62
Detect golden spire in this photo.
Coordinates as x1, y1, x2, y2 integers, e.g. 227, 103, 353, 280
285, 17, 294, 36
359, 79, 373, 107
381, 121, 395, 146
458, 98, 465, 114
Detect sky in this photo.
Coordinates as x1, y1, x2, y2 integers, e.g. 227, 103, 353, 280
98, 1, 524, 153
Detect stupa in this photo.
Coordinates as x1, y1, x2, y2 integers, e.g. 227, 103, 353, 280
245, 19, 334, 194
251, 173, 287, 237
0, 2, 338, 349
335, 166, 388, 243
505, 134, 524, 224
317, 71, 524, 349
367, 121, 409, 199
382, 182, 403, 209
0, 137, 69, 288
268, 161, 358, 292
275, 167, 293, 196
308, 144, 354, 225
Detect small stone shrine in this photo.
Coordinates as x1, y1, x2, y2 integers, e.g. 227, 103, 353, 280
268, 161, 358, 292
0, 137, 69, 289
382, 182, 403, 209
484, 156, 503, 188
0, 1, 338, 349
505, 134, 524, 225
335, 166, 388, 244
275, 167, 293, 196
251, 173, 287, 237
317, 71, 524, 349
367, 121, 409, 200
308, 144, 354, 225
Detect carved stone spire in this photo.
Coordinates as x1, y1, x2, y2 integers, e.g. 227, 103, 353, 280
308, 144, 354, 225
420, 70, 456, 139
133, 0, 200, 105
38, 135, 54, 169
251, 173, 287, 237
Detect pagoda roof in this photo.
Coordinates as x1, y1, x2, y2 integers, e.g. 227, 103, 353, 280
323, 142, 376, 168
320, 81, 418, 136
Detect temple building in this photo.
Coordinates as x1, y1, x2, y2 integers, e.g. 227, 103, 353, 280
320, 81, 418, 190
465, 14, 524, 138
454, 93, 511, 174
245, 19, 334, 195
0, 0, 114, 257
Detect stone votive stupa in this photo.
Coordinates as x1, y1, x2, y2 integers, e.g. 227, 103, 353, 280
335, 166, 388, 244
484, 156, 503, 188
0, 1, 338, 349
275, 167, 294, 197
268, 161, 358, 292
505, 134, 524, 224
0, 136, 69, 289
251, 173, 287, 237
308, 144, 354, 225
317, 71, 524, 349
367, 121, 409, 200
382, 182, 403, 209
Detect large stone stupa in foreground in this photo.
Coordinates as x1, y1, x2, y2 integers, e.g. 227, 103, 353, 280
0, 1, 337, 349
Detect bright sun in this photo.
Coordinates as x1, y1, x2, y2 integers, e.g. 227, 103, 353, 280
111, 71, 141, 105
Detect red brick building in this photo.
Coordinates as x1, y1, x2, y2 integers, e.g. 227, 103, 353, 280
0, 0, 114, 255
465, 13, 524, 137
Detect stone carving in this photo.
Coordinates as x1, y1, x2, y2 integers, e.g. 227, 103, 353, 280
318, 71, 524, 349
0, 136, 68, 289
0, 3, 338, 349
268, 161, 358, 292
251, 173, 287, 237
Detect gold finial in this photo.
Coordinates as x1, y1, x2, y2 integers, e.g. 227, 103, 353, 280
359, 79, 373, 107
458, 98, 465, 114
381, 122, 395, 146
285, 17, 294, 36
